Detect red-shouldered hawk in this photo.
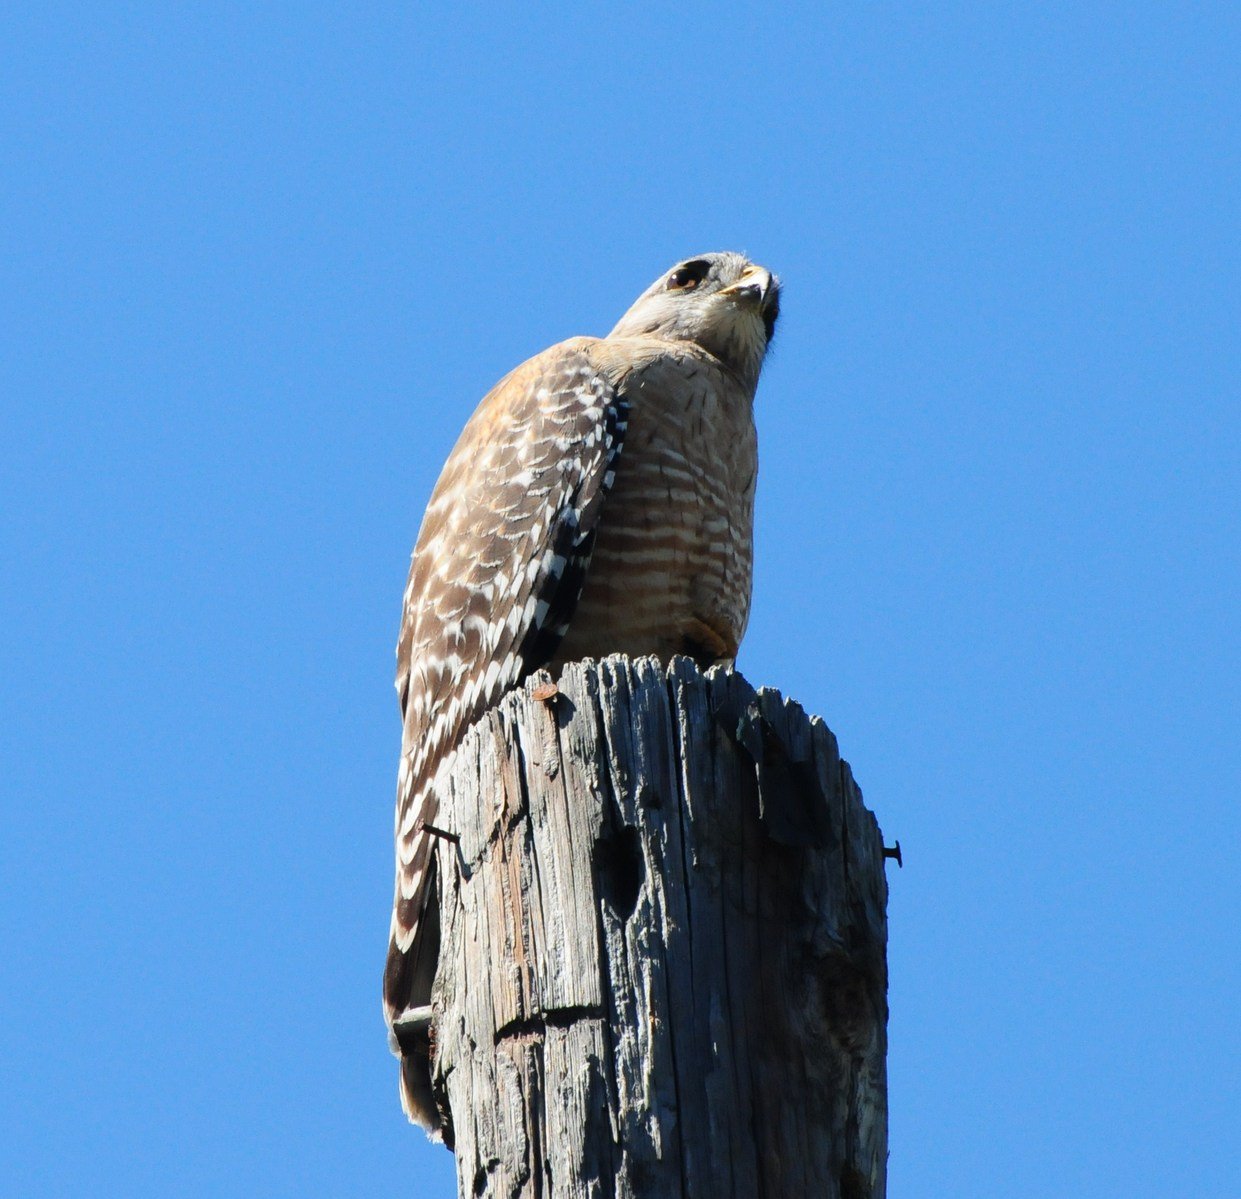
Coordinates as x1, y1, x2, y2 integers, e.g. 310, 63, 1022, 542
386, 252, 780, 1131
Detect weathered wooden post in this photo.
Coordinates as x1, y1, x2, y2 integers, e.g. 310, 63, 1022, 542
421, 654, 889, 1198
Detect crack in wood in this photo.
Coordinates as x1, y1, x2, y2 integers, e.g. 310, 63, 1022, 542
494, 1004, 609, 1043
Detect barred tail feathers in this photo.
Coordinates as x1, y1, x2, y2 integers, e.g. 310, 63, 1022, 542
384, 786, 444, 1133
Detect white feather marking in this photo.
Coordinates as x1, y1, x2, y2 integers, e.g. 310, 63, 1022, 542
483, 658, 502, 694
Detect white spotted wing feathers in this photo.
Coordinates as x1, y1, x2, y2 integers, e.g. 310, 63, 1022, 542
384, 338, 627, 1126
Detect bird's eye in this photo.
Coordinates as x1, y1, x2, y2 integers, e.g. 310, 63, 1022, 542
666, 260, 711, 291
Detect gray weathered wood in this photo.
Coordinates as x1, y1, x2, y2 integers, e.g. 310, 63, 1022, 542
426, 655, 889, 1198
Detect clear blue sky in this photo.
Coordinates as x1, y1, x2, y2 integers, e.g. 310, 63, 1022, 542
3, 5, 1237, 1197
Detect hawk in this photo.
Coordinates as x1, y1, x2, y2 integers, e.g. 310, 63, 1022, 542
385, 251, 780, 1131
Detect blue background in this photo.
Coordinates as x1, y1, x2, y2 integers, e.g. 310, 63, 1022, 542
3, 5, 1237, 1196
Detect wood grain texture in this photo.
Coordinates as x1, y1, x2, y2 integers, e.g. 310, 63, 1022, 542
425, 655, 889, 1198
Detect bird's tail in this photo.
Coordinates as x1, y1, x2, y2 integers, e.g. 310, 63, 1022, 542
385, 817, 443, 1134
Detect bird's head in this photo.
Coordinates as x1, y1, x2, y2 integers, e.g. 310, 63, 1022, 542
608, 252, 780, 390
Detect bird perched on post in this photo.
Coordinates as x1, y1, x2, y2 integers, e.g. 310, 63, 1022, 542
385, 251, 780, 1132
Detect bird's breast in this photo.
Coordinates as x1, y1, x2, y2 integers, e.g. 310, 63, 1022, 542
551, 352, 757, 669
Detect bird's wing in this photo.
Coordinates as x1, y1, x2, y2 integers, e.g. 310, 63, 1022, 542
384, 338, 628, 1119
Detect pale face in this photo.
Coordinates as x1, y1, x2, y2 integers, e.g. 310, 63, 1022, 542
608, 252, 780, 387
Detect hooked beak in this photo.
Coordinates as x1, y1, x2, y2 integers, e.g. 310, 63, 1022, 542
721, 265, 776, 310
